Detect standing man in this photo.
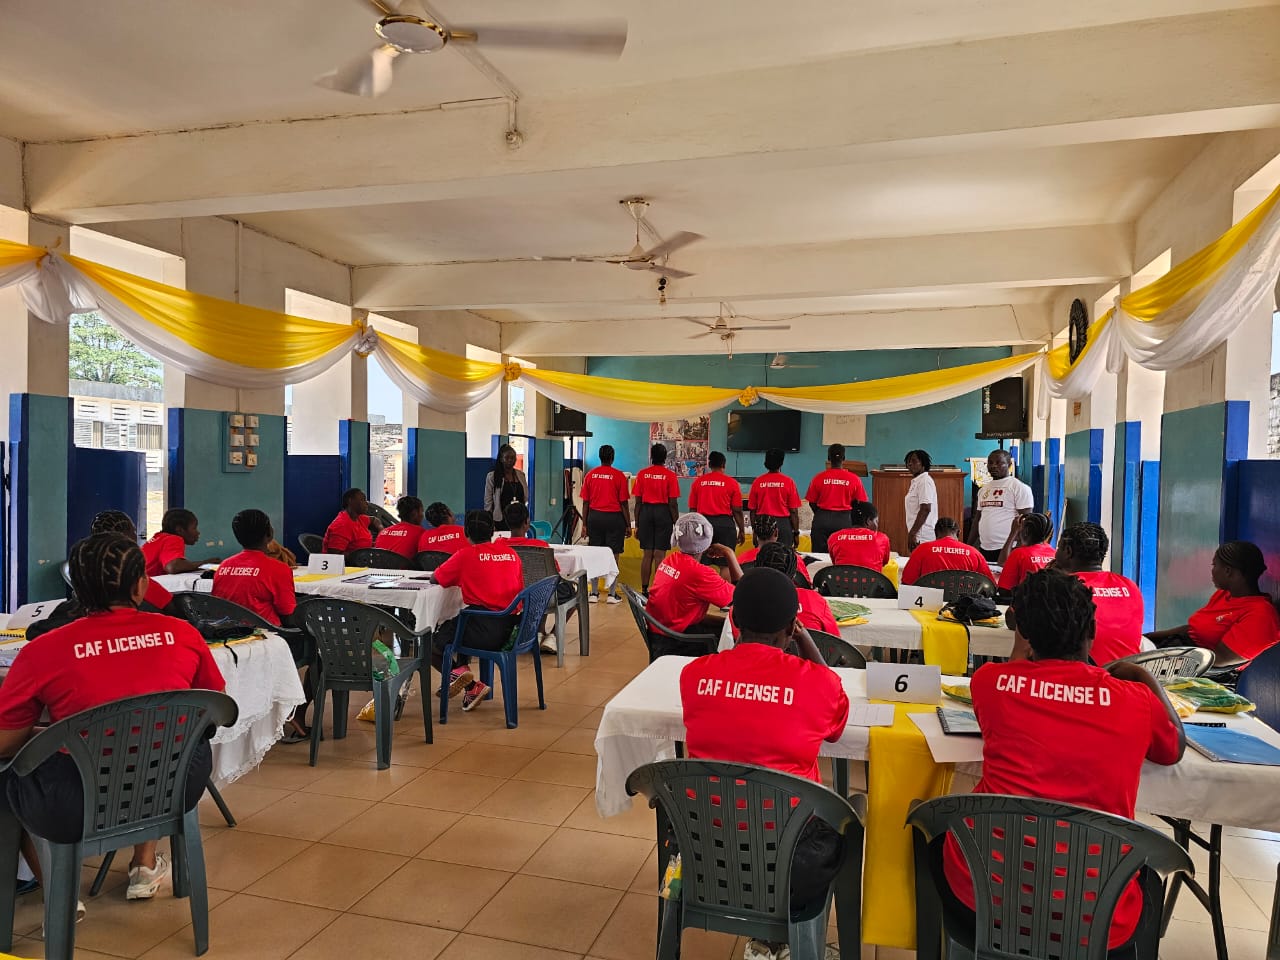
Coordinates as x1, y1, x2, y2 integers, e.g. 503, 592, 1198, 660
804, 443, 867, 553
968, 449, 1034, 563
688, 451, 745, 550
748, 448, 801, 549
580, 444, 631, 603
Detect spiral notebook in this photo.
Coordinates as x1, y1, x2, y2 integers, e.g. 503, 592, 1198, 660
1185, 725, 1280, 766
936, 707, 982, 737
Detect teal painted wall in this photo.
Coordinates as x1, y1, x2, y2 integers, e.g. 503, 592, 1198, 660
585, 347, 1010, 503
409, 427, 466, 514
1063, 430, 1093, 528
10, 394, 70, 604
341, 420, 370, 494
533, 438, 564, 527
174, 409, 286, 562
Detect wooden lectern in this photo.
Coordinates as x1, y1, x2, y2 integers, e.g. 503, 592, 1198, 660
870, 468, 967, 555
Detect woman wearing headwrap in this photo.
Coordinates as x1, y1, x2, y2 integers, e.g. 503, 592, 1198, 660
1147, 540, 1280, 667
644, 513, 744, 657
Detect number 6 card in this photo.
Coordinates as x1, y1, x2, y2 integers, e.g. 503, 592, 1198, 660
866, 662, 942, 704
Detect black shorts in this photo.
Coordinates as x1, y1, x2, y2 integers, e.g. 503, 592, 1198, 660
705, 515, 739, 549
637, 503, 675, 552
809, 507, 852, 554
3, 743, 212, 845
977, 546, 1002, 563
587, 509, 626, 555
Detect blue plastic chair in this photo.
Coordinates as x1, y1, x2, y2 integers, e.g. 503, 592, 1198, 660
438, 575, 560, 728
530, 519, 554, 542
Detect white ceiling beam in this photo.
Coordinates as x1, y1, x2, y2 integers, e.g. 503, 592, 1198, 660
24, 7, 1280, 223
352, 224, 1131, 311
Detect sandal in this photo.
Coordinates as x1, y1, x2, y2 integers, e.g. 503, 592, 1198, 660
280, 717, 310, 744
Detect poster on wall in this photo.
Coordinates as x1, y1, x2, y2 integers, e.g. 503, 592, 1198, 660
650, 417, 711, 477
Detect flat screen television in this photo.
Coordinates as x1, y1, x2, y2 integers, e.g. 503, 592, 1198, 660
726, 409, 802, 452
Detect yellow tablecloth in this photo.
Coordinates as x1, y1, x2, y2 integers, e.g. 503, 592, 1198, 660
910, 609, 969, 676
882, 559, 900, 588
292, 566, 367, 583
863, 702, 956, 948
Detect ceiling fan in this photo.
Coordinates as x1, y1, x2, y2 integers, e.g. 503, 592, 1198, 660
318, 0, 628, 98
685, 304, 791, 339
537, 198, 703, 279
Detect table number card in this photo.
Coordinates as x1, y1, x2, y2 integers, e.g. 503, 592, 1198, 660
897, 584, 945, 612
306, 554, 345, 575
4, 601, 59, 631
866, 662, 942, 704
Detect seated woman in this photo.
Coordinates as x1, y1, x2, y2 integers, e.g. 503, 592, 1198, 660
431, 511, 525, 712
945, 568, 1183, 952
995, 511, 1055, 593
827, 501, 891, 570
0, 533, 226, 912
646, 513, 743, 658
418, 502, 467, 555
1054, 522, 1143, 664
142, 508, 216, 576
376, 495, 427, 560
322, 488, 381, 555
738, 514, 813, 584
1146, 540, 1280, 668
900, 518, 993, 585
756, 542, 839, 635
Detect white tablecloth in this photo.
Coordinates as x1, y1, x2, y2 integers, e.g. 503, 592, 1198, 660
153, 572, 210, 593
292, 568, 464, 630
594, 657, 1280, 833
553, 544, 618, 585
209, 632, 306, 785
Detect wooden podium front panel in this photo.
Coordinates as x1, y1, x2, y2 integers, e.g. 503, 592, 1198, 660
871, 469, 966, 555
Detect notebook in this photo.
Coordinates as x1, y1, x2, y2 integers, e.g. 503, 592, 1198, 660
1185, 725, 1280, 766
936, 707, 982, 736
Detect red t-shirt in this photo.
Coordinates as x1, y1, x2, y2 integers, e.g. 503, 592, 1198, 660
1188, 590, 1280, 662
375, 522, 425, 559
901, 539, 993, 585
418, 525, 466, 556
581, 465, 629, 513
0, 608, 226, 730
943, 659, 1181, 949
322, 512, 373, 554
689, 472, 744, 517
804, 469, 867, 511
748, 473, 801, 517
433, 541, 524, 612
797, 588, 839, 635
506, 535, 551, 549
1074, 570, 1144, 665
144, 579, 173, 611
646, 551, 736, 633
828, 529, 891, 570
142, 531, 187, 576
738, 547, 812, 582
681, 643, 849, 783
997, 543, 1057, 592
632, 466, 680, 504
212, 549, 298, 626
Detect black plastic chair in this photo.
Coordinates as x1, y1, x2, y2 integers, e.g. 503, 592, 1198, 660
59, 561, 72, 590
809, 630, 867, 668
908, 794, 1193, 960
300, 599, 431, 769
1112, 646, 1214, 681
0, 690, 238, 959
346, 547, 412, 570
415, 550, 453, 572
170, 590, 313, 666
512, 545, 587, 667
813, 564, 897, 599
626, 759, 866, 960
914, 569, 996, 603
438, 576, 560, 728
367, 502, 397, 529
297, 533, 324, 556
621, 585, 719, 663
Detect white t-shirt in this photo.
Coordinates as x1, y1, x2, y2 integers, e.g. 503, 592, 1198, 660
904, 472, 939, 543
976, 475, 1035, 550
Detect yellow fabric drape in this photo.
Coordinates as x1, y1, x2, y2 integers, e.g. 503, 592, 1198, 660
375, 329, 505, 383
0, 239, 43, 271
911, 609, 969, 676
1045, 312, 1112, 382
864, 702, 956, 948
518, 367, 741, 421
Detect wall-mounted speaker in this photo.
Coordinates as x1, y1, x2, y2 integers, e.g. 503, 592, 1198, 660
977, 377, 1028, 439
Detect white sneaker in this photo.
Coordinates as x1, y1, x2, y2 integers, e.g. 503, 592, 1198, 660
539, 637, 558, 655
588, 593, 599, 604
743, 940, 779, 960
41, 899, 85, 935
126, 852, 170, 900
606, 594, 622, 605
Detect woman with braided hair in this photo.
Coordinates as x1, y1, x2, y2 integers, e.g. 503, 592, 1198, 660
1146, 540, 1280, 667
995, 510, 1055, 592
737, 514, 814, 584
1053, 521, 1144, 664
0, 533, 225, 908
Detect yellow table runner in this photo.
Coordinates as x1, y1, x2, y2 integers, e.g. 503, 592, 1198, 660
910, 609, 968, 676
292, 566, 368, 583
863, 701, 956, 948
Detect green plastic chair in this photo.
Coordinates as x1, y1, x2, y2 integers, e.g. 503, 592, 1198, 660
621, 585, 719, 663
914, 569, 996, 603
808, 630, 867, 668
626, 759, 866, 960
813, 564, 897, 599
346, 547, 413, 570
0, 690, 237, 959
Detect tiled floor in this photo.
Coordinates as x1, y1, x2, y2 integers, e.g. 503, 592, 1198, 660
7, 603, 1278, 958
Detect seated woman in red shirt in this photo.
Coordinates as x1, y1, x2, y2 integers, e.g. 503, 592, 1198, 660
827, 501, 891, 570
322, 488, 382, 555
756, 541, 839, 635
418, 502, 467, 556
645, 513, 743, 658
142, 508, 217, 576
375, 496, 427, 559
945, 568, 1183, 952
0, 533, 226, 909
1054, 522, 1144, 664
1147, 540, 1280, 667
995, 511, 1056, 593
431, 511, 526, 712
738, 514, 813, 585
900, 518, 993, 585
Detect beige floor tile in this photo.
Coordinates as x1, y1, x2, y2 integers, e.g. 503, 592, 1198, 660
299, 758, 427, 800
419, 814, 555, 871
1158, 917, 1270, 960
1170, 871, 1272, 931
245, 842, 408, 910
547, 727, 599, 756
538, 681, 618, 707
522, 829, 654, 889
350, 858, 512, 929
436, 933, 581, 960
1221, 834, 1280, 881
564, 793, 659, 840
434, 741, 544, 778
383, 768, 507, 812
466, 874, 622, 953
197, 782, 292, 828
231, 755, 334, 791
589, 891, 741, 960
322, 804, 462, 856
577, 706, 606, 729
137, 892, 336, 960
45, 885, 235, 958
474, 722, 574, 750
1237, 875, 1277, 915
236, 791, 373, 841
310, 730, 380, 763
474, 779, 592, 826
382, 736, 468, 767
199, 828, 311, 892
521, 701, 598, 727
630, 846, 660, 892
289, 913, 457, 960
513, 750, 599, 788
10, 936, 135, 960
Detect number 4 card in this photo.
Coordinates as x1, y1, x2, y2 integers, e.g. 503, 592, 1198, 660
897, 584, 945, 612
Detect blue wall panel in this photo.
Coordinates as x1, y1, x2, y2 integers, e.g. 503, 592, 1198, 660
1137, 460, 1160, 632
283, 454, 344, 560
67, 447, 147, 550
1062, 429, 1102, 528
1046, 437, 1064, 544
339, 419, 370, 495
1234, 459, 1280, 598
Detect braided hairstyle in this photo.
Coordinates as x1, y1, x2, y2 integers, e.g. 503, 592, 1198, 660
1019, 511, 1053, 547
1011, 567, 1096, 661
232, 508, 272, 549
756, 540, 812, 590
1216, 540, 1267, 588
753, 514, 779, 543
934, 517, 960, 538
503, 501, 531, 531
160, 508, 196, 535
90, 510, 137, 539
464, 509, 495, 545
425, 502, 452, 527
69, 532, 146, 613
851, 501, 879, 528
396, 496, 424, 522
1059, 521, 1108, 569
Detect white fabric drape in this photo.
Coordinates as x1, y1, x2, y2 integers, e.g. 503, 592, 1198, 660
368, 326, 508, 416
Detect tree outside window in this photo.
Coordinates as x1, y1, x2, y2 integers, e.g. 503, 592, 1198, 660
69, 312, 162, 388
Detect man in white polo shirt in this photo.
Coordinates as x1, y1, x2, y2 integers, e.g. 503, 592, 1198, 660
968, 449, 1034, 563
